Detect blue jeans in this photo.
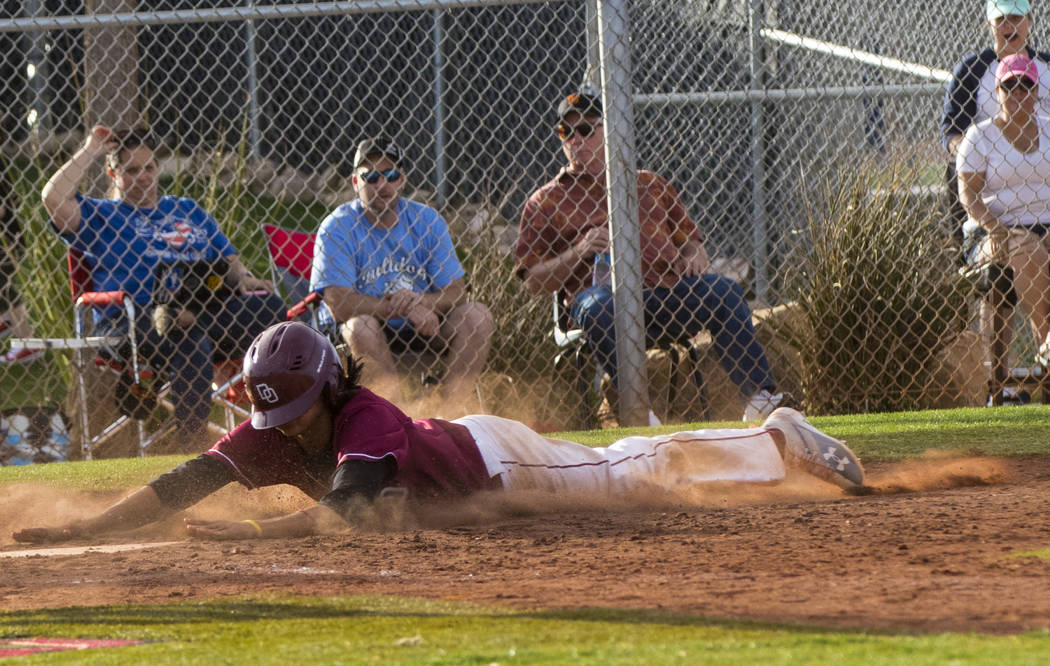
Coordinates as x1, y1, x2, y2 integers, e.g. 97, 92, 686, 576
569, 274, 775, 398
98, 293, 286, 436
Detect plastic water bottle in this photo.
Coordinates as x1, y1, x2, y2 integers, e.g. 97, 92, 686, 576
592, 252, 612, 287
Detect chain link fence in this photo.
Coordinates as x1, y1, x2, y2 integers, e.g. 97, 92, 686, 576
0, 0, 1032, 461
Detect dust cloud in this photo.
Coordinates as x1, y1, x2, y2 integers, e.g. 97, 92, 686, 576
853, 453, 1009, 496
1, 454, 1012, 547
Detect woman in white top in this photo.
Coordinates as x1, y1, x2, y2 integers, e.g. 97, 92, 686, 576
958, 52, 1050, 363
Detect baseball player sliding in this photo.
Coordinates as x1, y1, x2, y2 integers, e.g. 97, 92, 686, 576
13, 322, 864, 543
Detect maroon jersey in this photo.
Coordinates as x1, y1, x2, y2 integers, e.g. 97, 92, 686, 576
204, 388, 492, 500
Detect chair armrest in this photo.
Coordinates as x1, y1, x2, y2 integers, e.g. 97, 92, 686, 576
286, 290, 323, 320
76, 290, 131, 308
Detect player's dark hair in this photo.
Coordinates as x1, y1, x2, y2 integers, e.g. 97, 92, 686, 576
326, 352, 365, 410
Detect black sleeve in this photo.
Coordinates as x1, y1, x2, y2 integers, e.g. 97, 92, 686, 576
941, 50, 994, 149
148, 454, 237, 511
317, 458, 395, 522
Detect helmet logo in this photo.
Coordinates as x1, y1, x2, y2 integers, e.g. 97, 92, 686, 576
255, 383, 280, 403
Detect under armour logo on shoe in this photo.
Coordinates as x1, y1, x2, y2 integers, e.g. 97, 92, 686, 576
823, 447, 852, 471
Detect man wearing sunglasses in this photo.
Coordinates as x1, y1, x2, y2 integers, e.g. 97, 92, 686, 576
516, 91, 787, 421
311, 136, 494, 412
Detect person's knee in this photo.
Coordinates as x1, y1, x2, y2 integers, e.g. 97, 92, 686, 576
342, 315, 385, 350
448, 302, 494, 341
572, 286, 614, 328
700, 274, 745, 302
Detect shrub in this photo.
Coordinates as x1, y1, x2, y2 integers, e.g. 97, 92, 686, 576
772, 159, 976, 415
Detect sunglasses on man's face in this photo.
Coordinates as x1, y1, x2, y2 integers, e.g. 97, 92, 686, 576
358, 168, 402, 184
1000, 77, 1037, 93
556, 122, 602, 140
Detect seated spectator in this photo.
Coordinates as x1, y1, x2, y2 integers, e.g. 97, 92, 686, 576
516, 91, 786, 421
941, 0, 1049, 251
0, 165, 41, 365
41, 125, 286, 452
310, 136, 493, 412
957, 53, 1050, 366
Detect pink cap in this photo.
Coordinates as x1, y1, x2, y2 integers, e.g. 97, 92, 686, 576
997, 53, 1039, 86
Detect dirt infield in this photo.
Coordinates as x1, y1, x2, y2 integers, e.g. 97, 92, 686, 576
3, 454, 1050, 634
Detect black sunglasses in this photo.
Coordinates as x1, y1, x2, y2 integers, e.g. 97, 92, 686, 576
358, 168, 402, 184
556, 122, 601, 140
1000, 77, 1037, 92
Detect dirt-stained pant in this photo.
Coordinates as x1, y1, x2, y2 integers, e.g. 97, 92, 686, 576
455, 415, 784, 494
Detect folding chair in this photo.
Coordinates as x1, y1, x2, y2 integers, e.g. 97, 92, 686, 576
261, 223, 336, 339
551, 291, 708, 428
10, 249, 254, 459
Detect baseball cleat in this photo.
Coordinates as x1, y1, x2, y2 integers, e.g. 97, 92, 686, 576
762, 407, 865, 490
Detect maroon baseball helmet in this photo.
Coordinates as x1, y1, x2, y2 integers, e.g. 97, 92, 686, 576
243, 322, 343, 429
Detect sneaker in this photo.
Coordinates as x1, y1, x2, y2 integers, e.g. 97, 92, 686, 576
0, 347, 44, 364
762, 407, 865, 490
1037, 340, 1050, 368
986, 386, 1031, 407
743, 389, 790, 421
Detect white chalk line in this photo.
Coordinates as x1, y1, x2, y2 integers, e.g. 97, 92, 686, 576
0, 541, 182, 558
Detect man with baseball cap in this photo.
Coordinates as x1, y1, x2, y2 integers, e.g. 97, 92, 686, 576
311, 135, 493, 413
516, 89, 788, 422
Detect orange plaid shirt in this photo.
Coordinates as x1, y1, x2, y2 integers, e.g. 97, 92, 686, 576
515, 168, 701, 300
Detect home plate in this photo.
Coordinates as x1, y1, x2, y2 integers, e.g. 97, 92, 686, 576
0, 541, 182, 558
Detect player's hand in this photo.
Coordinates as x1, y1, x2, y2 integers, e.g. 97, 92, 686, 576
384, 290, 423, 318
405, 304, 440, 337
12, 524, 84, 544
184, 518, 260, 540
84, 125, 118, 158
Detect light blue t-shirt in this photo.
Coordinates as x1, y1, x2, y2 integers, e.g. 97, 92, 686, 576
310, 198, 465, 328
58, 195, 237, 318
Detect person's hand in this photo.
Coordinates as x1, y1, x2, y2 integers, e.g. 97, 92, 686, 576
12, 524, 85, 544
675, 241, 709, 277
84, 125, 118, 159
987, 223, 1010, 265
184, 518, 261, 540
405, 304, 440, 337
175, 308, 197, 328
384, 289, 424, 318
573, 226, 610, 259
239, 274, 273, 295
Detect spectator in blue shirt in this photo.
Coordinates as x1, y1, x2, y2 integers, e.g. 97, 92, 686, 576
42, 126, 285, 452
311, 136, 493, 412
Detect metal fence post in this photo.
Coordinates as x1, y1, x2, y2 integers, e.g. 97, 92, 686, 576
598, 0, 649, 427
748, 0, 769, 304
244, 0, 262, 162
433, 8, 447, 207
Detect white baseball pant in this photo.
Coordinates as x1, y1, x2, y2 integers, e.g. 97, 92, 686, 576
454, 415, 785, 494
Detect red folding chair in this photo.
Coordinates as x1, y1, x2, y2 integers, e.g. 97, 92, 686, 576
261, 223, 330, 332
11, 249, 254, 459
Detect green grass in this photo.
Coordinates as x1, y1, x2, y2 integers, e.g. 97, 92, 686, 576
2, 595, 1050, 665
554, 404, 1050, 461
